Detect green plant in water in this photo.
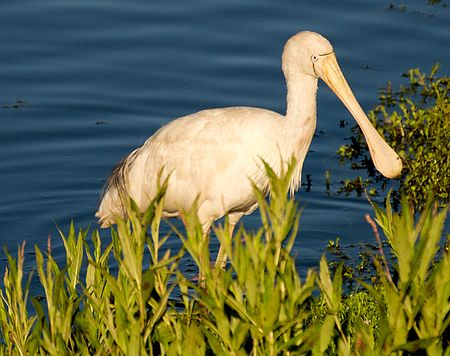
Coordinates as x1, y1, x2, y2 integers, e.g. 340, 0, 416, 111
357, 198, 450, 355
0, 162, 448, 355
337, 64, 449, 210
0, 243, 37, 354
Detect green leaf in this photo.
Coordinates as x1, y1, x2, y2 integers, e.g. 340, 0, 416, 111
319, 315, 335, 354
392, 337, 439, 352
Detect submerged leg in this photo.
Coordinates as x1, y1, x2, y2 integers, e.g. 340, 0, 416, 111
214, 212, 243, 269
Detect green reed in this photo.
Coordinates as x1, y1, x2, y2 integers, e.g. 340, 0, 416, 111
0, 162, 448, 355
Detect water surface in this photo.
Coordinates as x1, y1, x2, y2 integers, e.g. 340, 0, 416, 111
1, 0, 449, 281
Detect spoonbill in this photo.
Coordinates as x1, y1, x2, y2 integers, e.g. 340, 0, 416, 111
96, 31, 402, 268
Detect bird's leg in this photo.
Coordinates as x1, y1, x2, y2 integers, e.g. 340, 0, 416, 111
198, 221, 212, 287
214, 222, 236, 270
214, 212, 243, 270
213, 223, 235, 270
214, 244, 226, 270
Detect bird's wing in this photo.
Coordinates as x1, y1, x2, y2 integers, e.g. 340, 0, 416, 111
127, 107, 284, 214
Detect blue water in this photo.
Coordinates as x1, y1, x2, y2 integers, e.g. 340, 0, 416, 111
1, 0, 449, 283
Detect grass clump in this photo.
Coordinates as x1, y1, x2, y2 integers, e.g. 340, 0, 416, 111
1, 163, 449, 355
337, 64, 449, 210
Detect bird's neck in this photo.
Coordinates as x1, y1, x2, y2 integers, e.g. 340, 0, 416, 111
281, 68, 319, 181
284, 69, 318, 126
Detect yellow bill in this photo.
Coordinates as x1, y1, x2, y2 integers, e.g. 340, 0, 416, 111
316, 52, 402, 179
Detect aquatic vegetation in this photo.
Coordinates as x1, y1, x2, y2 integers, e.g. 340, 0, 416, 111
337, 64, 449, 210
0, 164, 448, 355
1, 99, 27, 109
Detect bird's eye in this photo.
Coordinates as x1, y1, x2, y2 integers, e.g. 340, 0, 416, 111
311, 54, 319, 62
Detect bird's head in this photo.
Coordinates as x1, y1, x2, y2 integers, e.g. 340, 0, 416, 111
282, 31, 334, 78
283, 31, 403, 179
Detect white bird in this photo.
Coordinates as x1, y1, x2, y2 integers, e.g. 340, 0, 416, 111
96, 31, 402, 268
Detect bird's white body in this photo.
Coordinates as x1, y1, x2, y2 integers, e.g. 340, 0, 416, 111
96, 31, 402, 258
98, 105, 315, 229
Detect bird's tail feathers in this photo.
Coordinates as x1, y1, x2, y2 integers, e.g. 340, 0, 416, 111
96, 150, 138, 227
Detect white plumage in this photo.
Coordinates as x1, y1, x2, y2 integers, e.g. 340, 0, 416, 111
96, 31, 402, 267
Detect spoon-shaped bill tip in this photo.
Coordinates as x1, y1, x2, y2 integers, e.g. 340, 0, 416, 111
371, 147, 403, 178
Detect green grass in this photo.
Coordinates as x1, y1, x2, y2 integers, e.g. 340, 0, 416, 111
0, 161, 448, 355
